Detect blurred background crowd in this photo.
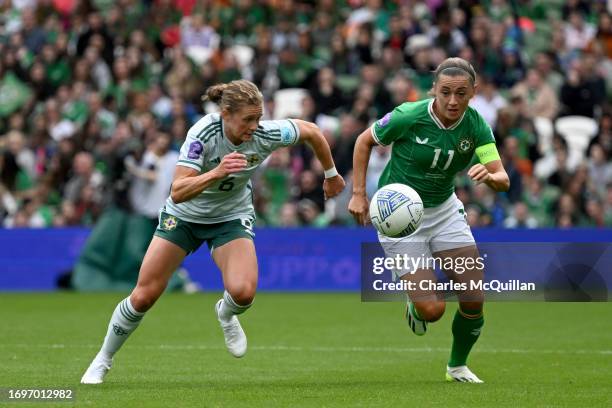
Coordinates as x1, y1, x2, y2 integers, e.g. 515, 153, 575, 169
0, 0, 611, 229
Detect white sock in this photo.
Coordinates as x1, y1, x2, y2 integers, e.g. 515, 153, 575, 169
99, 297, 144, 359
218, 290, 252, 322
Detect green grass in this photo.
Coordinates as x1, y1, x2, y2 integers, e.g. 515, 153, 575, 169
1, 293, 611, 407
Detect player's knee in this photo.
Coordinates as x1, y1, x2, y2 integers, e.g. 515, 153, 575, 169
416, 301, 445, 322
131, 285, 164, 312
459, 301, 483, 316
227, 281, 256, 306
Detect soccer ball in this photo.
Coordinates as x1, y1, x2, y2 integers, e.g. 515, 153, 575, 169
369, 183, 424, 238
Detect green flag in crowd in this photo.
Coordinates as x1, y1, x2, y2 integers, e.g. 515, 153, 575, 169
0, 72, 32, 117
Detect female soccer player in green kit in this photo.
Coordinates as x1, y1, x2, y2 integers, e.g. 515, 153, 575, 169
349, 58, 510, 383
81, 80, 345, 384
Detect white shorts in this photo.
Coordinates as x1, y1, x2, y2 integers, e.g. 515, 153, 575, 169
378, 193, 475, 279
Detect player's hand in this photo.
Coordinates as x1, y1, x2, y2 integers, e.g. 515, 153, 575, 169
215, 152, 247, 178
323, 175, 345, 200
348, 193, 370, 226
467, 163, 491, 184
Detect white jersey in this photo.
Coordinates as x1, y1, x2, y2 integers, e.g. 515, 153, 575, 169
165, 113, 300, 223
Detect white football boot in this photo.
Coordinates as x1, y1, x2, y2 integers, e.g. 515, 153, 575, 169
80, 353, 112, 384
215, 299, 247, 358
445, 365, 484, 383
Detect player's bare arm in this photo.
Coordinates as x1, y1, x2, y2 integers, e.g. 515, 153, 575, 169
293, 119, 345, 199
170, 152, 247, 203
348, 127, 377, 226
467, 159, 510, 192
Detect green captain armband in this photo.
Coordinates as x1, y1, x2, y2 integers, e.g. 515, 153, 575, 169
475, 143, 500, 164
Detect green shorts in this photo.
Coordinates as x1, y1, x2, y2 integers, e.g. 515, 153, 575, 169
154, 210, 255, 254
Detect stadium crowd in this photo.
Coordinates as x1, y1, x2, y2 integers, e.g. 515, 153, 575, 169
0, 0, 611, 228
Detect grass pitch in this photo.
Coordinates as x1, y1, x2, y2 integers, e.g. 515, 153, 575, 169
1, 293, 611, 407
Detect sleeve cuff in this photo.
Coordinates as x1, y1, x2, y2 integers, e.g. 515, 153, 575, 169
177, 160, 203, 172
370, 123, 387, 146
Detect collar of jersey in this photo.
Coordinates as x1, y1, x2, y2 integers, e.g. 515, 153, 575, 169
428, 99, 466, 130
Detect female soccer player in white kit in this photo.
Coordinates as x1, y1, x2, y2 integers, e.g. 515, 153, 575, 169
81, 79, 345, 384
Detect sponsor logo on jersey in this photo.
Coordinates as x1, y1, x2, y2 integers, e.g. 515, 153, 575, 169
458, 136, 473, 153
161, 214, 178, 231
416, 136, 429, 144
188, 141, 204, 159
378, 112, 392, 127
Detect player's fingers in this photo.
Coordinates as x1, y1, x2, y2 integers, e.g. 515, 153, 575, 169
225, 164, 246, 172
360, 212, 369, 226
467, 165, 479, 177
226, 159, 247, 166
475, 169, 489, 181
225, 162, 244, 168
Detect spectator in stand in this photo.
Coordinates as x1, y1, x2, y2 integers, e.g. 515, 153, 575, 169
504, 202, 538, 229
587, 144, 612, 198
560, 57, 606, 117
0, 0, 609, 229
469, 75, 507, 128
511, 69, 559, 120
309, 67, 344, 117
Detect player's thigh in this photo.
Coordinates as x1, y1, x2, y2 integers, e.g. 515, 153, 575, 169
212, 238, 258, 298
131, 236, 187, 309
379, 231, 445, 319
434, 245, 484, 306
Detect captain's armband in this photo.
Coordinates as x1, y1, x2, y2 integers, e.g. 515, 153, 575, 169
475, 143, 500, 164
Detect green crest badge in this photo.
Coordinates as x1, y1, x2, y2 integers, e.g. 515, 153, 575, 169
161, 214, 178, 231
458, 136, 473, 153
247, 155, 260, 166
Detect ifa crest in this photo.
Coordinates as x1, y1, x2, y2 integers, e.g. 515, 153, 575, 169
247, 155, 260, 166
161, 214, 178, 231
458, 136, 474, 153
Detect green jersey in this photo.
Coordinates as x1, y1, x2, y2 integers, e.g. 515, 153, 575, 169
372, 99, 496, 208
165, 113, 300, 223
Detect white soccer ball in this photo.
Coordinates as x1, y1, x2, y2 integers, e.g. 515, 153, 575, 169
369, 183, 424, 238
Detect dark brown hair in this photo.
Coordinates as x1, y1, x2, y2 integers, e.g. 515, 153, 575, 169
433, 57, 476, 85
428, 57, 477, 96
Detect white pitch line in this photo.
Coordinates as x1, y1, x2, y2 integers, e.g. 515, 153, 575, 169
1, 343, 611, 355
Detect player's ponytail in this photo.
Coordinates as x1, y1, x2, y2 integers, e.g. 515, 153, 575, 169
203, 83, 229, 104
203, 80, 263, 112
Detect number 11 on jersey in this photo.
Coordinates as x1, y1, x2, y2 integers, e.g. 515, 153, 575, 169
430, 149, 454, 170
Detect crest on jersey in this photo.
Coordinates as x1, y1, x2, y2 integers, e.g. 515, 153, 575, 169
161, 214, 178, 231
247, 155, 260, 166
188, 141, 203, 159
378, 112, 392, 127
458, 136, 473, 153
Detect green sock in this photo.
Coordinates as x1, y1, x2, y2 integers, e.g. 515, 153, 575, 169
448, 308, 484, 367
